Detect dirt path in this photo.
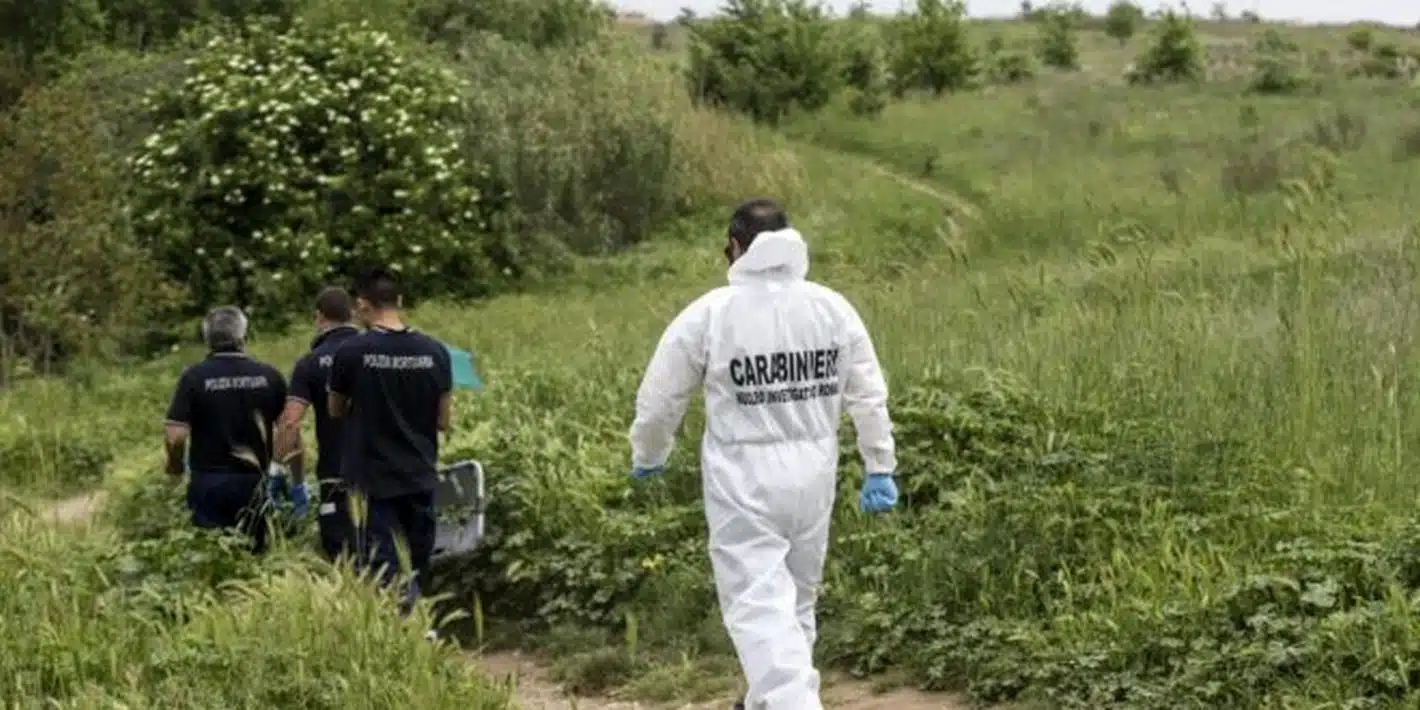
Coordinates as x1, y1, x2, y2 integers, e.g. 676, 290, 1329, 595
474, 650, 969, 710
41, 493, 969, 710
45, 490, 105, 524
866, 163, 981, 223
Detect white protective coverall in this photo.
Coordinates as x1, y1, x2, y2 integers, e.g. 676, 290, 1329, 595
629, 227, 897, 710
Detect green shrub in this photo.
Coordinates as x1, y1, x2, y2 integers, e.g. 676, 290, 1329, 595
423, 0, 611, 48
983, 37, 1036, 83
0, 0, 302, 88
1249, 28, 1312, 95
1103, 0, 1144, 44
458, 32, 802, 254
1354, 42, 1414, 80
685, 0, 843, 124
300, 0, 613, 50
0, 0, 104, 82
839, 12, 888, 117
1127, 9, 1203, 84
1394, 122, 1420, 162
100, 0, 305, 50
1345, 25, 1375, 52
1037, 5, 1080, 70
888, 0, 978, 95
128, 20, 511, 321
0, 66, 181, 375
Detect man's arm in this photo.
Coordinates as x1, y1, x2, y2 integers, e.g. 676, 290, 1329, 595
629, 302, 708, 470
840, 303, 897, 475
163, 371, 193, 477
275, 400, 307, 482
436, 344, 453, 433
276, 359, 314, 482
437, 394, 452, 433
328, 391, 348, 419
164, 424, 188, 477
327, 346, 354, 419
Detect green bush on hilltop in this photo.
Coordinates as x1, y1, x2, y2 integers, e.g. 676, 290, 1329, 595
887, 0, 979, 95
1037, 4, 1081, 70
1127, 9, 1204, 84
685, 0, 844, 124
1104, 0, 1145, 44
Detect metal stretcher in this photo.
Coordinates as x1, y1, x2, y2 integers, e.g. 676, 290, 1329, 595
430, 459, 486, 563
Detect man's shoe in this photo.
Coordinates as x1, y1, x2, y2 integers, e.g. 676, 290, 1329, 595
732, 701, 744, 710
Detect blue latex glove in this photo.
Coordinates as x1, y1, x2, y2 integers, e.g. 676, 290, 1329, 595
266, 464, 288, 502
859, 473, 898, 513
630, 465, 665, 481
289, 482, 311, 519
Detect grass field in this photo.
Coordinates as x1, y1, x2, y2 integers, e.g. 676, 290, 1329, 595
5, 4, 1420, 709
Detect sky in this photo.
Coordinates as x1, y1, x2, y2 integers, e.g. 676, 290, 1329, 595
612, 0, 1416, 26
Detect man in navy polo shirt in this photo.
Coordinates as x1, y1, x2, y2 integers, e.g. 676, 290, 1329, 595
274, 286, 362, 561
328, 267, 452, 613
163, 305, 288, 553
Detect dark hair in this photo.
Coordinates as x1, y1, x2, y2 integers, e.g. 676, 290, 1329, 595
728, 198, 789, 249
314, 286, 353, 322
351, 266, 401, 310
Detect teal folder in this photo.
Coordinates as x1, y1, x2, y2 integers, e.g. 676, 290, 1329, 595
445, 344, 484, 392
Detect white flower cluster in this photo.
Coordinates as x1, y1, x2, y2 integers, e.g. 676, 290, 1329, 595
127, 22, 495, 314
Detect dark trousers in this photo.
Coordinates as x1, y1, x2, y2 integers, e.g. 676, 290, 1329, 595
357, 489, 437, 615
187, 472, 268, 554
316, 479, 358, 562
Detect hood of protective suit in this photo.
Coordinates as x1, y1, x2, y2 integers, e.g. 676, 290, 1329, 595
727, 228, 809, 284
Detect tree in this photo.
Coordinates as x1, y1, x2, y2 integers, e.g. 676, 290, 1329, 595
1346, 25, 1374, 52
1127, 8, 1203, 83
0, 64, 181, 369
1038, 5, 1080, 70
888, 0, 978, 95
1103, 0, 1144, 44
839, 7, 887, 115
1249, 28, 1310, 94
685, 0, 842, 124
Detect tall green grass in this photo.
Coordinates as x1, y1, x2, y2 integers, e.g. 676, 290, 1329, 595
0, 506, 513, 709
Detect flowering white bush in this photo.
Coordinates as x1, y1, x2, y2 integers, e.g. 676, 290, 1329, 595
128, 19, 506, 317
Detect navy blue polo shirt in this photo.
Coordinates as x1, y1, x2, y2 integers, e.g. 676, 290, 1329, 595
165, 350, 288, 476
327, 326, 452, 499
287, 324, 361, 481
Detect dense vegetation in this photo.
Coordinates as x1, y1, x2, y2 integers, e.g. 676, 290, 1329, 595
4, 0, 1420, 707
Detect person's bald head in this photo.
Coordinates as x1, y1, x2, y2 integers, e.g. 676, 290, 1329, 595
725, 198, 789, 264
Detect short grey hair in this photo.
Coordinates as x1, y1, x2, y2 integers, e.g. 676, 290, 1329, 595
201, 305, 249, 350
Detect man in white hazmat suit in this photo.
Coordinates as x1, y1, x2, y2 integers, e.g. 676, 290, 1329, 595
628, 198, 900, 710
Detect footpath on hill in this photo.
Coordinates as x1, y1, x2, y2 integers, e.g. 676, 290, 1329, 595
42, 490, 970, 710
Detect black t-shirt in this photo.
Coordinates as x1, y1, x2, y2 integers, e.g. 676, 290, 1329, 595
165, 351, 288, 476
328, 327, 452, 499
288, 325, 361, 480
